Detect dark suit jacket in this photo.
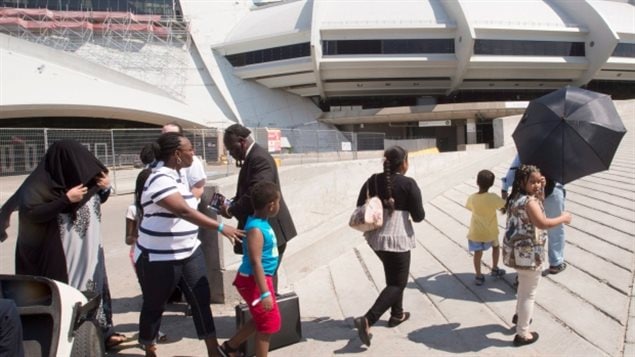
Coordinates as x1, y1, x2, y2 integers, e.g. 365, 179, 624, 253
229, 143, 297, 252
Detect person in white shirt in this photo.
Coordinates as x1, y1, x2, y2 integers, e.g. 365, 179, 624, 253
161, 122, 206, 199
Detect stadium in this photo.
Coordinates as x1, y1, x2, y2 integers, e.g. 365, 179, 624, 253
0, 0, 634, 164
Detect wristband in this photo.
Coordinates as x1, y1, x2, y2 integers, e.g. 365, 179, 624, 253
217, 222, 224, 233
251, 291, 271, 306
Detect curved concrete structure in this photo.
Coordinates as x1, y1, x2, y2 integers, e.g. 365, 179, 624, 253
0, 0, 633, 131
215, 0, 635, 98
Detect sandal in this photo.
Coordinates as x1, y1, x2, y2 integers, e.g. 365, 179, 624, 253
475, 274, 485, 286
354, 316, 371, 347
491, 267, 506, 277
144, 344, 157, 357
105, 332, 127, 349
513, 332, 539, 347
217, 340, 239, 357
387, 312, 410, 327
548, 263, 567, 275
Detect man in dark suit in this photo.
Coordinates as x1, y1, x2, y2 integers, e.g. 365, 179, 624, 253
219, 124, 297, 291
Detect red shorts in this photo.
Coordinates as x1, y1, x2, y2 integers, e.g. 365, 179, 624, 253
233, 274, 281, 334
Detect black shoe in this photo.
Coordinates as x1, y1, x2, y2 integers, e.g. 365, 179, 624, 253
354, 317, 371, 346
387, 312, 410, 327
512, 314, 533, 325
548, 263, 567, 275
513, 332, 539, 347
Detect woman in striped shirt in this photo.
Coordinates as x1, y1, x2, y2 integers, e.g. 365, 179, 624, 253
134, 132, 244, 357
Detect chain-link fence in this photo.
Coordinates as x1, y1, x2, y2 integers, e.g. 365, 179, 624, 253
0, 127, 386, 194
0, 127, 219, 167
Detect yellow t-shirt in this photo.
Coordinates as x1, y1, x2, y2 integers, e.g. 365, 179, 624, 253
465, 192, 506, 242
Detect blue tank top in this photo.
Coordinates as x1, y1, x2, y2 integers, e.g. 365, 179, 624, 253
238, 215, 279, 276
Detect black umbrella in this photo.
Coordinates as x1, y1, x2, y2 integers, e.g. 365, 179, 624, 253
512, 86, 627, 184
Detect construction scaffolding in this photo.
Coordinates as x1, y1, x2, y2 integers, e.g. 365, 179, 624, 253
0, 7, 191, 99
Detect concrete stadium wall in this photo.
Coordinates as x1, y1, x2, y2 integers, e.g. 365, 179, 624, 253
493, 114, 522, 148
212, 144, 518, 270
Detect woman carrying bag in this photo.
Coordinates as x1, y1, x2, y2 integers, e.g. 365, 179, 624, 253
353, 145, 425, 347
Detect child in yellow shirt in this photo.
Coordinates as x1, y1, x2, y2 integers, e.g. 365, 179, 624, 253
466, 170, 506, 285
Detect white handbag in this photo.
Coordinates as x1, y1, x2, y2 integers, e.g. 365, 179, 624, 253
349, 175, 383, 232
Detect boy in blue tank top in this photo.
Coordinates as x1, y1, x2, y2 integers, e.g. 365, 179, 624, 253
218, 181, 281, 357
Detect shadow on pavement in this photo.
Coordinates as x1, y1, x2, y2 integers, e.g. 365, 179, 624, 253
293, 316, 369, 354
408, 322, 514, 353
414, 272, 517, 303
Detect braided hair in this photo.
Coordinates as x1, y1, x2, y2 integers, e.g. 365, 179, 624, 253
134, 168, 152, 221
153, 132, 184, 163
382, 145, 408, 215
503, 164, 541, 214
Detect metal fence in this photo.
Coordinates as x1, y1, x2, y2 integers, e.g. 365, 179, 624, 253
0, 127, 385, 194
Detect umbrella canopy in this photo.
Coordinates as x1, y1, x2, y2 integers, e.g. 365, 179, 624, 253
512, 86, 627, 184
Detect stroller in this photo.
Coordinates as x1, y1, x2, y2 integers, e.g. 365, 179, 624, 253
0, 274, 105, 357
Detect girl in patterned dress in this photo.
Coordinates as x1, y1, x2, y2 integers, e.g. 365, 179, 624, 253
503, 165, 571, 347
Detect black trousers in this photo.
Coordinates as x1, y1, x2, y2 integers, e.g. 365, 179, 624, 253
365, 250, 411, 326
136, 247, 216, 345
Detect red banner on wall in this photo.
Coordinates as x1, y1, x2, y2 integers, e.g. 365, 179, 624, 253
267, 129, 281, 153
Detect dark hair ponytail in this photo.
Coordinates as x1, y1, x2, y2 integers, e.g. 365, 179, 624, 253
134, 168, 152, 221
139, 143, 156, 166
382, 145, 408, 215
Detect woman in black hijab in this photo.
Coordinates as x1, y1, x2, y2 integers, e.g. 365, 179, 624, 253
10, 140, 125, 348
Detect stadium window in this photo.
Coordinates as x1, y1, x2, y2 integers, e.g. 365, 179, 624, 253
322, 39, 454, 55
323, 41, 336, 55
474, 39, 585, 56
612, 43, 635, 58
262, 48, 272, 62
329, 40, 382, 55
225, 54, 245, 67
224, 42, 310, 67
384, 40, 410, 53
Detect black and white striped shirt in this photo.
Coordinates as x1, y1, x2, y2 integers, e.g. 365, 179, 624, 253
135, 163, 200, 262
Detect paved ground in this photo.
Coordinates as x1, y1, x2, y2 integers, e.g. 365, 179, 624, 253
272, 115, 635, 357
0, 101, 633, 356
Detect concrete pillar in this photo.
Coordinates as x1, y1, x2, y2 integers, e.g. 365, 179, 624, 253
197, 185, 225, 303
456, 122, 466, 147
466, 118, 477, 144
493, 115, 522, 148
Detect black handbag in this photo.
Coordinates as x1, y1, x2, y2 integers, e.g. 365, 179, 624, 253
235, 292, 302, 356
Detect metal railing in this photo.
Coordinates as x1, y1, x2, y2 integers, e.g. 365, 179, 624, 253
0, 127, 386, 194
